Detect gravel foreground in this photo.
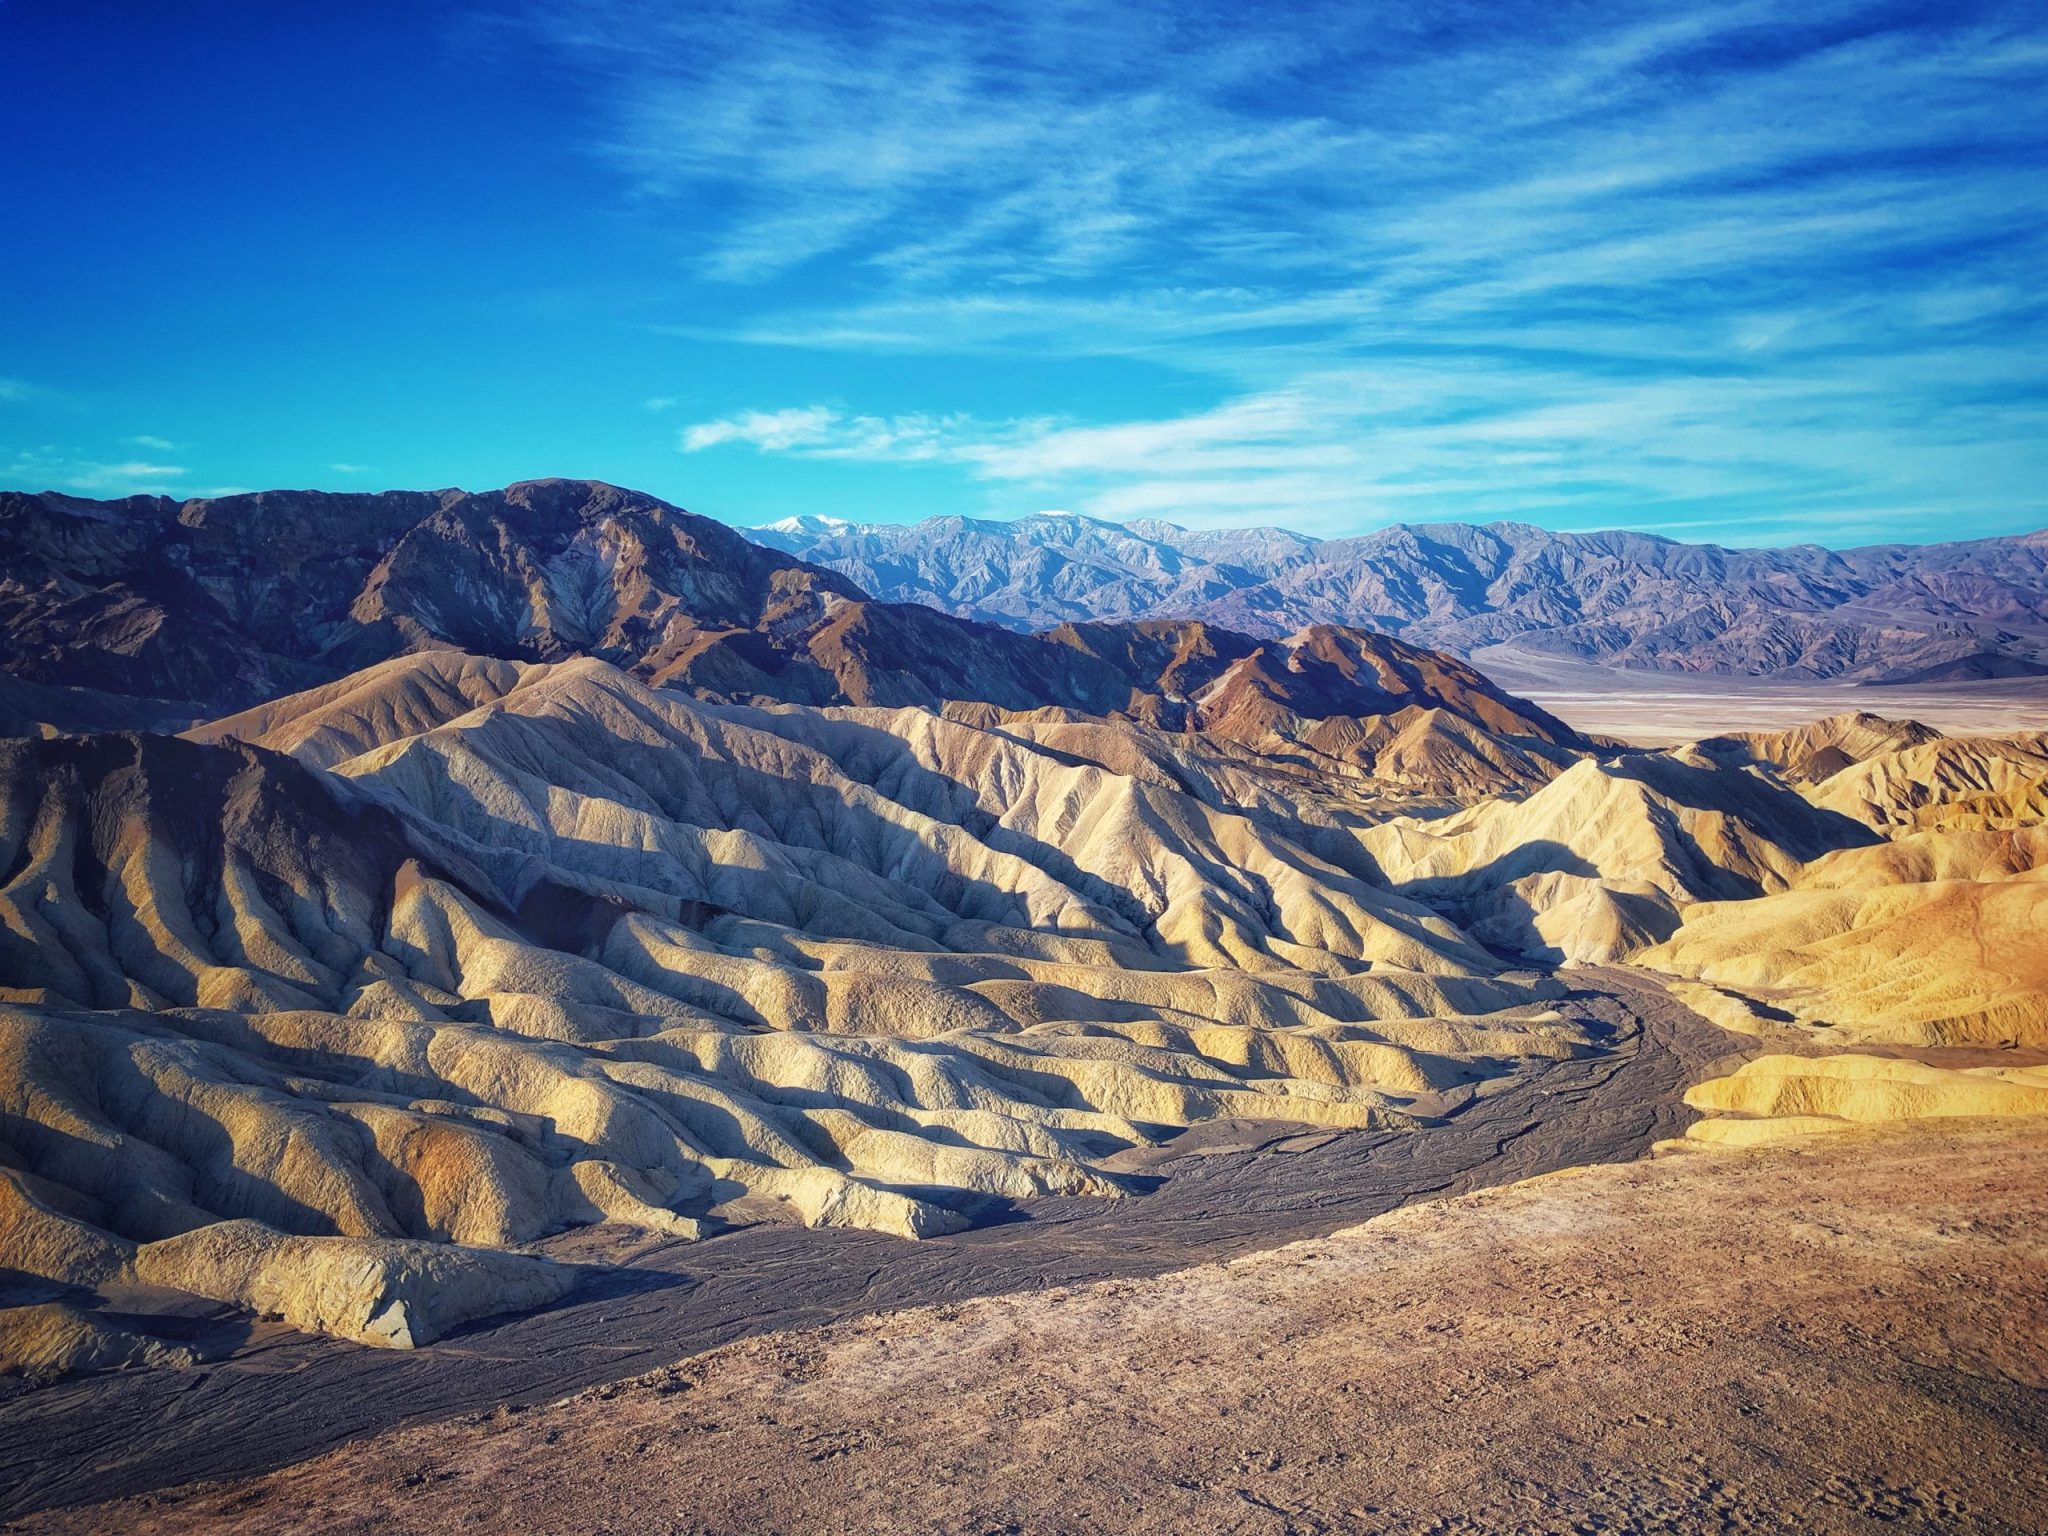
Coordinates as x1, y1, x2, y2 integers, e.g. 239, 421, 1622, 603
26, 1118, 2047, 1536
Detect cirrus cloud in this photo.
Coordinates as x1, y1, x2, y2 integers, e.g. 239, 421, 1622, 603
526, 0, 2048, 538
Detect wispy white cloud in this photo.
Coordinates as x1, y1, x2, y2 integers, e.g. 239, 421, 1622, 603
4, 445, 191, 495
65, 460, 187, 491
683, 343, 2048, 534
329, 461, 373, 474
520, 0, 2048, 536
682, 406, 851, 454
682, 394, 1387, 529
128, 434, 177, 451
521, 1, 2045, 293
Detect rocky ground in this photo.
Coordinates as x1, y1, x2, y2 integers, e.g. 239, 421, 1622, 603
27, 1118, 2046, 1536
0, 973, 1730, 1520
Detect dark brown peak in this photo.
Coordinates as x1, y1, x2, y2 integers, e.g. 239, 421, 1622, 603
1829, 710, 1940, 737
171, 486, 446, 527
487, 480, 875, 600
1129, 618, 1223, 640
497, 478, 669, 519
502, 475, 642, 498
1290, 622, 1428, 655
1805, 745, 1856, 780
2, 489, 182, 522
757, 597, 1140, 715
0, 479, 1584, 733
487, 480, 710, 541
144, 479, 663, 551
1043, 618, 1258, 667
1031, 616, 1577, 742
0, 478, 899, 715
766, 564, 850, 593
1258, 627, 1580, 745
1287, 624, 1496, 685
1289, 624, 1389, 665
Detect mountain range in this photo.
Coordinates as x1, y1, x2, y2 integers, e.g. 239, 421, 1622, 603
3, 474, 2046, 1396
750, 511, 2048, 684
0, 481, 1562, 735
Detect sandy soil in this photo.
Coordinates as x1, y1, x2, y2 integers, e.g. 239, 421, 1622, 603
0, 973, 1740, 1520
31, 1118, 2046, 1536
1472, 645, 2048, 744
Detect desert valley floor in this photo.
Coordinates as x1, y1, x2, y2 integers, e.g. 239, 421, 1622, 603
1, 484, 2045, 1533
32, 1120, 2048, 1536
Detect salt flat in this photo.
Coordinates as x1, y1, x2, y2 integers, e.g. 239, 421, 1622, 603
1474, 645, 2048, 744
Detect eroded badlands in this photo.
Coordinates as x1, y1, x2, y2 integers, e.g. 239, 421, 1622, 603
2, 570, 2045, 1532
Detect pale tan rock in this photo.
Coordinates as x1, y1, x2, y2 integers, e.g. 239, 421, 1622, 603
1682, 1053, 2048, 1146
0, 1168, 135, 1288
1805, 731, 2048, 833
1642, 875, 2048, 1045
12, 659, 2020, 1364
1693, 711, 1944, 785
1679, 1112, 1867, 1147
186, 652, 543, 768
131, 1220, 576, 1349
0, 1301, 197, 1381
1356, 751, 1869, 961
1663, 979, 1781, 1038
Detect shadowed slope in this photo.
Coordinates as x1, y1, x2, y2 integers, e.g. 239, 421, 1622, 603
1692, 710, 1945, 785
1355, 748, 1878, 963
1635, 725, 2048, 1046
1640, 821, 2048, 1047
0, 732, 441, 1013
1805, 731, 2048, 832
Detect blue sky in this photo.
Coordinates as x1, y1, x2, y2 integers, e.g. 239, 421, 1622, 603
2, 0, 2045, 544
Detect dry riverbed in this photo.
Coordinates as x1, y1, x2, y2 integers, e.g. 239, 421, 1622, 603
0, 974, 1726, 1521
31, 1118, 2048, 1536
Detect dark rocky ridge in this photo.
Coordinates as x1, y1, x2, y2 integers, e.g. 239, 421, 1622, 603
0, 480, 1574, 747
